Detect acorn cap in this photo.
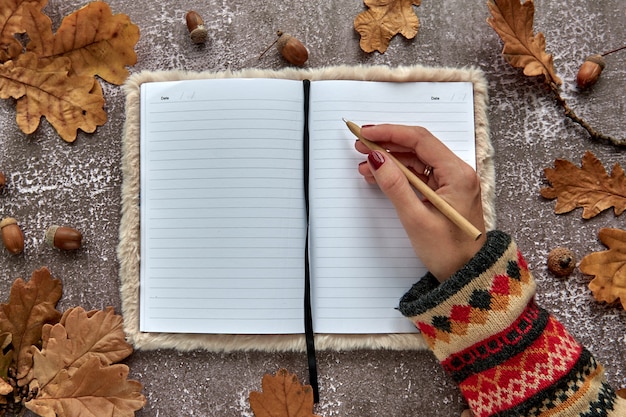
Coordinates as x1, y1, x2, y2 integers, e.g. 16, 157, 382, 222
44, 225, 60, 247
584, 54, 606, 69
0, 217, 17, 228
547, 247, 576, 277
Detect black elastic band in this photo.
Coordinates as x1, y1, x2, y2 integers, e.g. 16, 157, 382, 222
302, 79, 319, 403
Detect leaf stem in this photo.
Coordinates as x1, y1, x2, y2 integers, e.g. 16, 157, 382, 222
601, 45, 626, 57
548, 82, 626, 147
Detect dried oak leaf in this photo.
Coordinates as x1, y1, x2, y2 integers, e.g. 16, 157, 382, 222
579, 228, 626, 309
29, 307, 134, 389
0, 332, 12, 398
23, 1, 140, 85
540, 151, 626, 219
0, 267, 62, 385
0, 52, 107, 142
0, 0, 47, 62
354, 0, 421, 53
0, 333, 12, 396
25, 356, 146, 417
486, 0, 562, 85
250, 369, 321, 417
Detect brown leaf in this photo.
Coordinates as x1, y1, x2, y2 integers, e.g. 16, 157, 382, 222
30, 307, 133, 390
25, 356, 146, 417
1, 0, 138, 141
0, 332, 12, 376
0, 334, 12, 395
579, 228, 626, 309
354, 0, 421, 53
0, 0, 47, 62
540, 151, 626, 219
24, 1, 140, 85
0, 267, 62, 385
486, 0, 562, 85
250, 369, 320, 417
0, 52, 107, 142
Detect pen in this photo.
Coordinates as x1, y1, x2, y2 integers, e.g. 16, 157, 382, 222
343, 119, 483, 241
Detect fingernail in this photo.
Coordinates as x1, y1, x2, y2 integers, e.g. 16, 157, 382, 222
368, 151, 385, 170
361, 124, 376, 129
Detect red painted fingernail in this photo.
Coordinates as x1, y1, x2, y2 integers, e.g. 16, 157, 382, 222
368, 151, 385, 170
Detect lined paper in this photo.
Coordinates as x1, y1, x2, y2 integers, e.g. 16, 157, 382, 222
308, 81, 475, 333
139, 78, 476, 335
140, 79, 306, 333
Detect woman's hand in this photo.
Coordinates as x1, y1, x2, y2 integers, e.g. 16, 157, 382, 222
356, 124, 487, 282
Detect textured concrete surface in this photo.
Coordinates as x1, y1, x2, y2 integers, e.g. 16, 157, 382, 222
0, 1, 624, 416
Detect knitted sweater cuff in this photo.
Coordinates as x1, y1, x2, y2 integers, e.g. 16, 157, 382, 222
398, 230, 537, 361
398, 230, 626, 417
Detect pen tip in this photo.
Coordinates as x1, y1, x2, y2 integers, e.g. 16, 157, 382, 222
342, 117, 348, 123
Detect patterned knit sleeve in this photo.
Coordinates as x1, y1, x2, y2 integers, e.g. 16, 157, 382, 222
398, 230, 626, 417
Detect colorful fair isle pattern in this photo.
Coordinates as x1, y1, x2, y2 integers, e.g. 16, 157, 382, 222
399, 231, 626, 417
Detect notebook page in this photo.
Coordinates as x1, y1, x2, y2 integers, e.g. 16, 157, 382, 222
308, 80, 475, 333
140, 78, 306, 334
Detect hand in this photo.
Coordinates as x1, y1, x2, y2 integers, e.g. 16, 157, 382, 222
356, 124, 487, 282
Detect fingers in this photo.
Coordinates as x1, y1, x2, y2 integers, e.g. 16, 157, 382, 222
365, 151, 425, 227
355, 124, 464, 172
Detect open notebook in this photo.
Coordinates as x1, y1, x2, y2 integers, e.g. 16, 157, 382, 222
119, 65, 495, 352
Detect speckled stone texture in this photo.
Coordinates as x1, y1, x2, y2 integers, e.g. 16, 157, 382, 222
0, 1, 624, 416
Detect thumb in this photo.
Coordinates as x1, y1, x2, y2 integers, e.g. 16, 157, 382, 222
367, 151, 423, 221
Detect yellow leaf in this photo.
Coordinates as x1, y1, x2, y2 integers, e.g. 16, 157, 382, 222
25, 1, 140, 85
30, 307, 133, 390
250, 369, 320, 417
25, 357, 146, 417
540, 151, 626, 219
486, 0, 561, 85
354, 0, 421, 53
0, 52, 107, 142
579, 228, 626, 309
0, 267, 62, 385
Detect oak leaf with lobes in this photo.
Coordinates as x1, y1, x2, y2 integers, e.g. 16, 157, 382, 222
579, 228, 626, 310
250, 369, 321, 417
354, 0, 421, 53
0, 268, 146, 416
486, 0, 561, 85
0, 0, 140, 142
540, 151, 626, 219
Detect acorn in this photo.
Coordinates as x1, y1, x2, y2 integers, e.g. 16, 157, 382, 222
185, 10, 208, 44
0, 217, 24, 255
0, 171, 5, 190
260, 30, 308, 67
576, 54, 605, 89
547, 247, 576, 278
45, 225, 82, 251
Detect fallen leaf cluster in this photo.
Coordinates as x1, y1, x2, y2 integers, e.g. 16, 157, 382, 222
354, 0, 421, 53
541, 153, 626, 309
487, 0, 625, 147
0, 267, 145, 417
0, 0, 140, 142
250, 369, 320, 417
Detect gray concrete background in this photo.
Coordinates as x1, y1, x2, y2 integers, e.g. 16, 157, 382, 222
0, 1, 624, 416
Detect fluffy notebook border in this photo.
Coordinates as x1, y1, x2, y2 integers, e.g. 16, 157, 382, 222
118, 64, 495, 352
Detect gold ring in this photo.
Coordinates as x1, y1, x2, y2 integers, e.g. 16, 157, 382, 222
423, 165, 433, 176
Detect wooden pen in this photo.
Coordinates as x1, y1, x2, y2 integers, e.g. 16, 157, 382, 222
343, 119, 483, 241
